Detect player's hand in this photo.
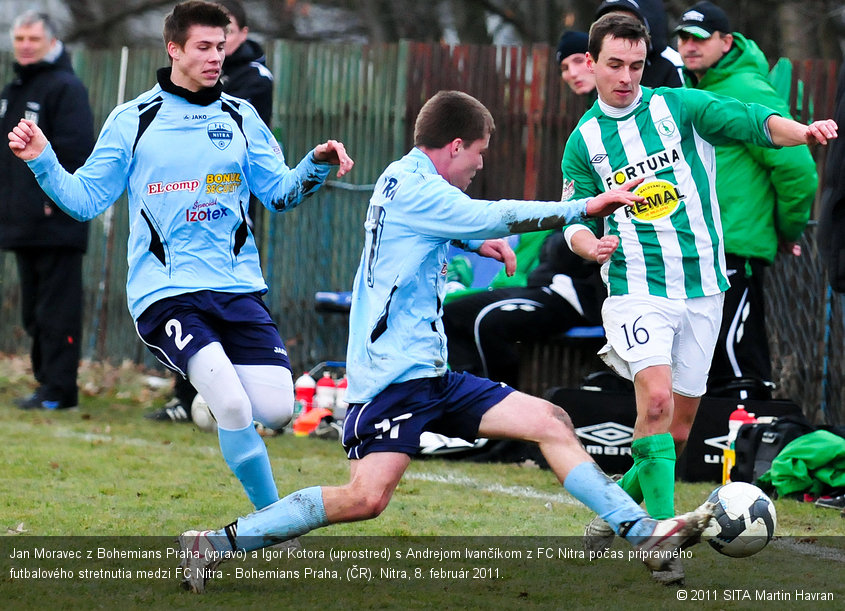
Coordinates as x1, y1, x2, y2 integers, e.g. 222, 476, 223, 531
313, 140, 354, 177
778, 240, 801, 256
805, 119, 838, 145
8, 119, 48, 161
585, 178, 645, 217
592, 235, 620, 264
477, 238, 517, 276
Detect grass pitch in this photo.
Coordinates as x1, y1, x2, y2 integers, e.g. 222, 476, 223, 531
1, 354, 843, 609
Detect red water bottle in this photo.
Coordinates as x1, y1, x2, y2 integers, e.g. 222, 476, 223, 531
727, 404, 757, 449
723, 404, 757, 484
294, 371, 317, 413
314, 372, 337, 410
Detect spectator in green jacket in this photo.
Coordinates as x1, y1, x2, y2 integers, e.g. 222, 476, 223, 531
675, 1, 818, 400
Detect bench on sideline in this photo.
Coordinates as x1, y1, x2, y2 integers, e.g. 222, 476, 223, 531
316, 291, 608, 398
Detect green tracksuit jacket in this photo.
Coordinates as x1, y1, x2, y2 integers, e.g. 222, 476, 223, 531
684, 33, 817, 264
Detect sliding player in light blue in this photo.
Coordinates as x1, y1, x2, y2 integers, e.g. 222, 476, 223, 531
7, 1, 353, 514
167, 89, 717, 594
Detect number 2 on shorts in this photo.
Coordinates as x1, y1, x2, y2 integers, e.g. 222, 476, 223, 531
165, 318, 194, 351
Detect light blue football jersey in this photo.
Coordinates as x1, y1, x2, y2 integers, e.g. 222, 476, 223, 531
26, 79, 330, 319
345, 147, 593, 404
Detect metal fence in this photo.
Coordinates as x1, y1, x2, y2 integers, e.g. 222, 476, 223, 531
0, 42, 841, 423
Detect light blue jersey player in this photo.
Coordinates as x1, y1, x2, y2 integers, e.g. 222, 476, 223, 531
8, 1, 353, 514
170, 90, 716, 594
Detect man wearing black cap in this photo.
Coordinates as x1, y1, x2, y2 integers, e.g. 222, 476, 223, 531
556, 30, 595, 96
594, 0, 683, 88
675, 1, 818, 400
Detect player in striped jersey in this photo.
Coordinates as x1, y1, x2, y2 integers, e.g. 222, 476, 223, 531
562, 13, 837, 584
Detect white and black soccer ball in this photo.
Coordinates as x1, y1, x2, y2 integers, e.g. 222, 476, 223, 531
702, 481, 777, 558
190, 393, 217, 433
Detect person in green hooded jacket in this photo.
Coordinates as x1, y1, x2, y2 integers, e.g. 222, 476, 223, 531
674, 1, 818, 399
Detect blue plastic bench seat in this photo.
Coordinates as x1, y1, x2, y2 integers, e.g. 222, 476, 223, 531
316, 291, 606, 341
314, 291, 352, 313
563, 325, 605, 339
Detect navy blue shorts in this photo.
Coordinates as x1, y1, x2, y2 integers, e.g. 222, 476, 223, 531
342, 371, 515, 459
135, 290, 290, 376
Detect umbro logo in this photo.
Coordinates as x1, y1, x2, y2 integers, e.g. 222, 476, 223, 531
590, 154, 608, 164
575, 422, 634, 446
704, 434, 730, 451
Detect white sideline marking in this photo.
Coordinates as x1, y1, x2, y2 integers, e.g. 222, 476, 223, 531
771, 538, 845, 563
404, 471, 578, 505
50, 429, 218, 455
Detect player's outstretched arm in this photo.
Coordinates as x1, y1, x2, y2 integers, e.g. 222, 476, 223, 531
767, 116, 838, 146
8, 119, 48, 161
585, 178, 644, 217
313, 139, 354, 177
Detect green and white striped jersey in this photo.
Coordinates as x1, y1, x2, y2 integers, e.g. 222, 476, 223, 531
562, 87, 778, 299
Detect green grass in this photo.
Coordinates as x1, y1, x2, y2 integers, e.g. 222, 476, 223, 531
1, 354, 843, 609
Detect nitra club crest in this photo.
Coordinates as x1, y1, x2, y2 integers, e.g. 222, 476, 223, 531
207, 122, 233, 150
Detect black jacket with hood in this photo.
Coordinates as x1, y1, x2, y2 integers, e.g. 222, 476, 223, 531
221, 39, 274, 127
595, 0, 684, 88
0, 44, 94, 251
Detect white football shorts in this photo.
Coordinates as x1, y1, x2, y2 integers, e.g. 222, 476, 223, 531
598, 293, 724, 397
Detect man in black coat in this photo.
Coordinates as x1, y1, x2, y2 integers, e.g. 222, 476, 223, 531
218, 0, 274, 126
0, 11, 94, 410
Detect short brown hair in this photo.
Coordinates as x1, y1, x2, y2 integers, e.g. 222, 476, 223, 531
216, 0, 247, 29
588, 13, 650, 60
414, 91, 495, 149
163, 0, 230, 48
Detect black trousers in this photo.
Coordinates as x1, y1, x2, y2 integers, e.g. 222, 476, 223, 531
442, 286, 588, 388
708, 255, 772, 398
14, 248, 83, 404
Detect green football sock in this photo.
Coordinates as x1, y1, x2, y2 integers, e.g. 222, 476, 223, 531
616, 466, 644, 504
631, 433, 676, 519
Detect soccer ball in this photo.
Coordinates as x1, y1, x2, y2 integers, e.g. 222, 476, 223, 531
702, 481, 777, 558
190, 394, 217, 433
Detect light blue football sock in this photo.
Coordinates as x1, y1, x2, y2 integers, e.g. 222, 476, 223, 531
622, 517, 659, 545
218, 424, 279, 510
232, 486, 329, 552
563, 461, 649, 535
